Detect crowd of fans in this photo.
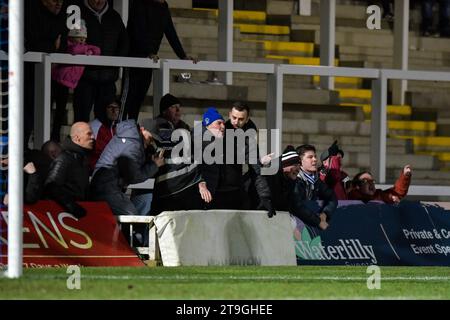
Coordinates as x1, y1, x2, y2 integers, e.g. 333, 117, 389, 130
1, 1, 416, 237
0, 92, 413, 237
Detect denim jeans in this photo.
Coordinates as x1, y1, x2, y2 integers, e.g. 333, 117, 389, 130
130, 191, 153, 216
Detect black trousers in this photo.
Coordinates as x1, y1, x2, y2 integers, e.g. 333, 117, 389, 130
24, 63, 35, 148
50, 81, 69, 142
73, 78, 116, 122
207, 189, 243, 210
121, 67, 153, 121
150, 184, 204, 216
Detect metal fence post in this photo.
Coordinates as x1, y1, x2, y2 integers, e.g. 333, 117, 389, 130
371, 74, 387, 183
218, 0, 233, 85
266, 65, 283, 153
153, 59, 170, 119
33, 54, 51, 148
319, 0, 335, 90
393, 0, 409, 105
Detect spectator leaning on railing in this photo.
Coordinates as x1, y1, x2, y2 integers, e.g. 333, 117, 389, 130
348, 165, 412, 204
121, 0, 197, 121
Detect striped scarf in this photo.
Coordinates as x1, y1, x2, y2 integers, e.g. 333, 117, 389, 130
300, 170, 317, 185
298, 170, 318, 200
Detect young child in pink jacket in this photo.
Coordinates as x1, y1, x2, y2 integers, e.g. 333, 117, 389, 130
50, 20, 101, 141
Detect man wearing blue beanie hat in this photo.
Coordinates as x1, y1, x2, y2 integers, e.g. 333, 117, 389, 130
202, 107, 225, 138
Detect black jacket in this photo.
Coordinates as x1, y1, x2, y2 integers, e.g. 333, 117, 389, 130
224, 119, 272, 206
199, 123, 272, 209
127, 0, 186, 58
80, 1, 129, 83
291, 170, 338, 226
24, 149, 52, 204
267, 168, 336, 227
266, 167, 293, 212
148, 119, 202, 200
45, 137, 91, 211
198, 126, 235, 197
90, 119, 159, 197
25, 0, 68, 52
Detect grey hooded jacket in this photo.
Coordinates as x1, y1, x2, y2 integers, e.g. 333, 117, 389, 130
90, 119, 159, 197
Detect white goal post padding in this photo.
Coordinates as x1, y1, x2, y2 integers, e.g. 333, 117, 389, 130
154, 210, 296, 266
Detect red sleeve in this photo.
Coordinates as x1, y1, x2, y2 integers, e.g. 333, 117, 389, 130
392, 170, 411, 198
380, 170, 411, 203
328, 156, 342, 182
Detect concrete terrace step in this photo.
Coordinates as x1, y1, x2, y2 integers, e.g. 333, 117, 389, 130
169, 20, 288, 45
165, 82, 336, 105
334, 167, 450, 187
393, 136, 450, 152
317, 152, 437, 170
235, 23, 290, 35
416, 151, 450, 163
165, 71, 315, 89
292, 22, 450, 53
172, 23, 219, 39
303, 2, 424, 29
384, 120, 437, 133
408, 81, 450, 93
242, 39, 315, 56
279, 133, 411, 149
281, 141, 408, 156
191, 8, 267, 23
387, 168, 450, 183
267, 0, 295, 15
340, 103, 412, 117
340, 45, 450, 61
407, 91, 450, 110
239, 33, 290, 42
141, 104, 359, 122
336, 88, 371, 100
266, 55, 339, 66
278, 118, 375, 135
339, 54, 450, 70
354, 153, 436, 170
313, 76, 362, 87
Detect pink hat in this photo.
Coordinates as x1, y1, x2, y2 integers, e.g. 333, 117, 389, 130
68, 19, 87, 38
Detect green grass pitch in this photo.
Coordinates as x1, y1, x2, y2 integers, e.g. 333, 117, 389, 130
1, 266, 450, 299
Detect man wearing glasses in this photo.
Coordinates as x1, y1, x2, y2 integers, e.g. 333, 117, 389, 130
348, 165, 412, 204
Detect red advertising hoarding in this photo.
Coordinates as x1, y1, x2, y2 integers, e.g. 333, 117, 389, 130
0, 201, 144, 267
